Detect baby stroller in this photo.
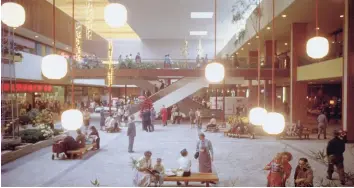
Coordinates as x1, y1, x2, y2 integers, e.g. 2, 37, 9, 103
52, 140, 66, 160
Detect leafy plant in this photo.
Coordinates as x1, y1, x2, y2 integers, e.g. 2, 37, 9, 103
91, 179, 100, 187
317, 177, 337, 187
130, 157, 139, 170
33, 109, 53, 127
310, 149, 327, 165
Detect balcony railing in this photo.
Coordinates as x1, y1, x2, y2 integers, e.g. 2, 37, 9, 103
73, 56, 290, 70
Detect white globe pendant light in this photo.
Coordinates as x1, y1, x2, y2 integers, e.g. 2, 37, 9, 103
41, 54, 68, 79
249, 107, 267, 126
205, 62, 225, 83
61, 109, 83, 130
1, 2, 26, 27
306, 36, 329, 59
262, 112, 285, 135
104, 3, 127, 28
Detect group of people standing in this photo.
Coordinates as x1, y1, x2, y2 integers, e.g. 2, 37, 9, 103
265, 129, 347, 187
141, 107, 157, 132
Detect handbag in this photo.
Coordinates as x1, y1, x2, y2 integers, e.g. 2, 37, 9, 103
194, 151, 199, 159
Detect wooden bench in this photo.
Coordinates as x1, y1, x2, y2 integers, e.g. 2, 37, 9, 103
66, 143, 96, 159
164, 173, 219, 187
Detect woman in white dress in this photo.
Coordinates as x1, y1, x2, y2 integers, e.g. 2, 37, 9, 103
133, 151, 155, 187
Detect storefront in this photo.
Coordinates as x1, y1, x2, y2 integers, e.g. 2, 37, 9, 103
1, 82, 65, 105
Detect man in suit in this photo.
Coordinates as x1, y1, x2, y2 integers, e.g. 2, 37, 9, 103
127, 115, 136, 153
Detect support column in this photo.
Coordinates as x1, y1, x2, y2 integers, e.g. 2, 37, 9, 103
290, 23, 308, 124
343, 0, 354, 142
264, 40, 277, 67
248, 80, 257, 107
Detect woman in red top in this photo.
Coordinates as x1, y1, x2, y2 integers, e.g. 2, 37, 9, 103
160, 105, 168, 126
281, 152, 293, 186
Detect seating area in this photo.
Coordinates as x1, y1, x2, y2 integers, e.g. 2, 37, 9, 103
164, 173, 219, 187
66, 143, 97, 159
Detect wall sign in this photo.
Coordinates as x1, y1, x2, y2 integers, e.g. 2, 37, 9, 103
1, 83, 53, 93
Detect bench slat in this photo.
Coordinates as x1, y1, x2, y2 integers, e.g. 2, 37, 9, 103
164, 173, 218, 182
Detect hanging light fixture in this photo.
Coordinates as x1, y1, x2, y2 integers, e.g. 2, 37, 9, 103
61, 0, 83, 131
262, 112, 285, 134
1, 2, 26, 28
205, 0, 225, 83
249, 107, 267, 126
104, 3, 127, 28
306, 0, 329, 59
41, 0, 68, 79
249, 0, 266, 126
61, 109, 83, 130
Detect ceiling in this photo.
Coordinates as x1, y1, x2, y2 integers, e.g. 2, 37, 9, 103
48, 0, 242, 41
235, 0, 345, 57
114, 0, 240, 41
47, 0, 139, 39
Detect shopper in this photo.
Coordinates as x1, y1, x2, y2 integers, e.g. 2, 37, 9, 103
127, 115, 136, 153
326, 130, 347, 185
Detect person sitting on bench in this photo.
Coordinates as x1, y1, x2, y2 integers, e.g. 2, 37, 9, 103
88, 126, 100, 149
177, 149, 192, 186
62, 129, 86, 158
204, 115, 217, 132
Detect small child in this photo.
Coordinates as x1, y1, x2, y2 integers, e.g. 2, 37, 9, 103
153, 158, 165, 186
264, 153, 284, 187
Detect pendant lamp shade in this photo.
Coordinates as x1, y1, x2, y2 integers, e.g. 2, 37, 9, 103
262, 112, 285, 134
249, 107, 267, 126
205, 62, 225, 83
61, 109, 83, 130
41, 54, 68, 79
306, 36, 329, 59
1, 2, 26, 27
104, 3, 127, 28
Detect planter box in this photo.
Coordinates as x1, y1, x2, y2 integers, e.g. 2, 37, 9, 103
1, 134, 66, 165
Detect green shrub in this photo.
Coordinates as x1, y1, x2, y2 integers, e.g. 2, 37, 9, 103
19, 128, 63, 143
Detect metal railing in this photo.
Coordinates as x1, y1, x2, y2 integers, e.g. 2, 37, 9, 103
72, 56, 290, 70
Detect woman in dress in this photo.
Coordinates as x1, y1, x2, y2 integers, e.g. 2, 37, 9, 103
294, 158, 313, 187
160, 105, 168, 126
264, 153, 284, 187
281, 152, 293, 186
133, 151, 155, 187
196, 133, 214, 184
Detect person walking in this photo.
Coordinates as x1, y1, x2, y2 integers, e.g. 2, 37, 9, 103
189, 109, 195, 128
195, 108, 202, 129
142, 109, 152, 132
195, 133, 215, 185
326, 130, 347, 185
150, 107, 156, 132
317, 110, 328, 139
127, 115, 136, 153
160, 105, 168, 126
100, 109, 105, 131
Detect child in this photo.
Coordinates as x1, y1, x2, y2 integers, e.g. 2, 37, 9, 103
264, 153, 285, 187
153, 158, 165, 186
177, 149, 192, 186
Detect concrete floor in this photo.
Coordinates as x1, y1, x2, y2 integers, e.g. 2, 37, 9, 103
1, 115, 354, 187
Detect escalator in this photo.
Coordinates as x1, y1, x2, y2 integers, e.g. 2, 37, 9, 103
129, 77, 199, 114
133, 77, 210, 119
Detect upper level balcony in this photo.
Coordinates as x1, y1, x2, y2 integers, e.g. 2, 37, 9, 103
72, 57, 290, 80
